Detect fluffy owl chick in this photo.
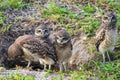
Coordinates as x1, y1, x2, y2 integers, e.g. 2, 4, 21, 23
21, 25, 56, 69
20, 37, 56, 70
54, 29, 72, 71
95, 11, 118, 63
8, 25, 56, 69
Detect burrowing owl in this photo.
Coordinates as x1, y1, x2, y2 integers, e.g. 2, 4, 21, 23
95, 11, 118, 63
8, 25, 57, 69
54, 29, 72, 71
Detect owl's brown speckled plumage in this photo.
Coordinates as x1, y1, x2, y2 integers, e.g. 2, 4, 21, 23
8, 35, 33, 59
20, 36, 56, 69
8, 25, 57, 69
54, 29, 72, 71
95, 11, 118, 63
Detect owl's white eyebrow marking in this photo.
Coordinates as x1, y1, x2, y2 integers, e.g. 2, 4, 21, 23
57, 36, 63, 39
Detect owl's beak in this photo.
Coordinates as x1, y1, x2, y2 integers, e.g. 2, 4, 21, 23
41, 30, 45, 35
42, 30, 49, 37
110, 17, 113, 22
109, 17, 116, 22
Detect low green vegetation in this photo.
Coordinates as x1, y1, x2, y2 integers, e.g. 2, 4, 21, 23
0, 24, 12, 33
0, 11, 6, 25
41, 59, 120, 80
83, 3, 95, 13
41, 1, 81, 35
0, 0, 29, 10
0, 60, 119, 80
0, 11, 8, 33
0, 73, 35, 80
41, 1, 100, 36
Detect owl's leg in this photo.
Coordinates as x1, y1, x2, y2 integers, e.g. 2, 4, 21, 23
63, 62, 67, 71
107, 51, 111, 62
27, 60, 31, 68
102, 53, 106, 63
44, 64, 47, 70
59, 63, 63, 72
48, 65, 51, 70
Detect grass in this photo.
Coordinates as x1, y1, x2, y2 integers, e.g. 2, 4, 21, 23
69, 60, 120, 80
0, 60, 119, 80
0, 24, 12, 33
0, 11, 6, 25
42, 59, 119, 80
0, 73, 35, 80
83, 3, 95, 13
41, 1, 101, 36
0, 0, 29, 10
41, 57, 120, 80
41, 1, 81, 35
0, 11, 8, 33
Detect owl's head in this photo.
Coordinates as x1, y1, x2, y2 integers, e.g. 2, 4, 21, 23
35, 24, 50, 38
55, 29, 71, 45
102, 11, 117, 25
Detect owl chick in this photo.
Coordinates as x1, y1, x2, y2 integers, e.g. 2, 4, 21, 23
54, 29, 72, 71
95, 11, 118, 63
8, 25, 57, 69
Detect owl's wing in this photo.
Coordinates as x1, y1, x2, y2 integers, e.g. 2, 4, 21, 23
95, 27, 106, 51
15, 35, 33, 45
43, 40, 57, 62
20, 38, 45, 55
21, 38, 57, 61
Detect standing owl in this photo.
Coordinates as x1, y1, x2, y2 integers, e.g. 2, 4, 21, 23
8, 25, 57, 69
95, 11, 118, 63
54, 29, 72, 71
